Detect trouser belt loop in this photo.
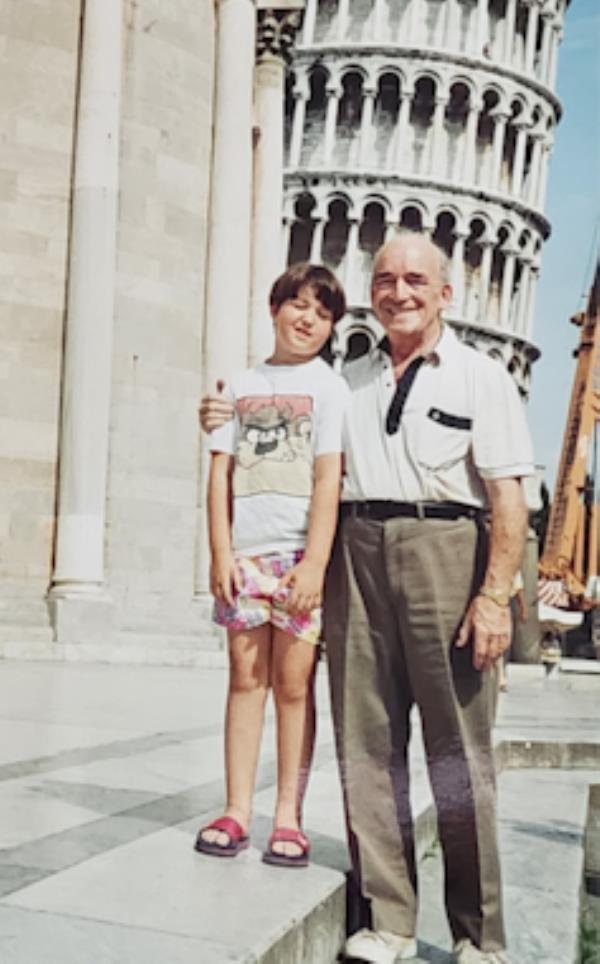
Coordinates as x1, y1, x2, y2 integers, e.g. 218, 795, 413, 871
415, 501, 425, 521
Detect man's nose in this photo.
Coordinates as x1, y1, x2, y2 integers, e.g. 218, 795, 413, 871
394, 277, 409, 300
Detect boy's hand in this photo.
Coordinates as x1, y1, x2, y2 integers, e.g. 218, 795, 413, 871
277, 558, 324, 616
210, 551, 241, 607
199, 380, 235, 433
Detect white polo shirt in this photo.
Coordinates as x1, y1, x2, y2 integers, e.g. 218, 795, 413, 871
341, 325, 534, 507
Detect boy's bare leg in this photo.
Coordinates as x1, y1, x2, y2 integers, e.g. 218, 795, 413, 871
271, 629, 318, 856
201, 624, 271, 847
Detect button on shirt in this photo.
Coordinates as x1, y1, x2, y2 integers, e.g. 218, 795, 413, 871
341, 325, 534, 506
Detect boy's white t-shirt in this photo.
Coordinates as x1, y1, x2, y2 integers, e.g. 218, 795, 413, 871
210, 356, 349, 556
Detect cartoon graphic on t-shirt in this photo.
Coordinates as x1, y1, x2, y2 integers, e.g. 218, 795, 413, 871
234, 395, 313, 498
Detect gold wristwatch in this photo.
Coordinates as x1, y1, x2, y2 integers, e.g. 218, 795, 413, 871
478, 585, 511, 607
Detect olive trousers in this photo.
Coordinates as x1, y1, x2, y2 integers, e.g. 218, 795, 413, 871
324, 515, 505, 952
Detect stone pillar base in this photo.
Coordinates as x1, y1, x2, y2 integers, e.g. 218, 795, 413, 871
48, 592, 117, 645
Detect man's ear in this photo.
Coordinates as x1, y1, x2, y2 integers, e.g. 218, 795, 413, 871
441, 283, 453, 307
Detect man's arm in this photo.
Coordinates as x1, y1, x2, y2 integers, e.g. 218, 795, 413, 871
207, 451, 239, 606
199, 380, 234, 433
278, 452, 342, 615
456, 477, 528, 670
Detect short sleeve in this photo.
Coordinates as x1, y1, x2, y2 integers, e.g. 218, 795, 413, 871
209, 383, 239, 455
471, 358, 534, 479
314, 375, 351, 456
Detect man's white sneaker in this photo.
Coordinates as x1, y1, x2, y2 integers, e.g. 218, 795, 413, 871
344, 927, 418, 963
454, 939, 510, 963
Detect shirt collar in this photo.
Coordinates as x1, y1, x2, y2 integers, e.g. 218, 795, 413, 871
375, 322, 458, 367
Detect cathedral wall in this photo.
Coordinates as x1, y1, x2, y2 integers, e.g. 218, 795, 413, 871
0, 0, 80, 621
106, 0, 215, 636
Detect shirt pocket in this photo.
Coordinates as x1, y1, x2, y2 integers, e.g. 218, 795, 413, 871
415, 407, 473, 471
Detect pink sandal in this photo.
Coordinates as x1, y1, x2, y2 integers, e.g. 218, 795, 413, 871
262, 827, 311, 868
194, 816, 249, 857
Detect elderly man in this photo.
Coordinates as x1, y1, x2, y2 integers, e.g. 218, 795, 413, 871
200, 232, 533, 964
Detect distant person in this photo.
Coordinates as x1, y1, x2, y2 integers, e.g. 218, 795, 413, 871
194, 263, 348, 868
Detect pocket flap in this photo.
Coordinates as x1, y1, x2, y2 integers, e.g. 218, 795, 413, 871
427, 408, 472, 431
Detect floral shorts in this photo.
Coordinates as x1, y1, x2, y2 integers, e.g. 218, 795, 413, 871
213, 549, 321, 646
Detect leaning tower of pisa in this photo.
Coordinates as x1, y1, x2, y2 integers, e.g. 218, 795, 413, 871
283, 0, 567, 394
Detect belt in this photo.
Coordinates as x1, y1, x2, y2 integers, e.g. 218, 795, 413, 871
339, 500, 484, 522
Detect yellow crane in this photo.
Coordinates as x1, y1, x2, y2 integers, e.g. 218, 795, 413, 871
538, 261, 600, 610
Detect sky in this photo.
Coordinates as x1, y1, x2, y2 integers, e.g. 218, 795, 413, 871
528, 0, 600, 490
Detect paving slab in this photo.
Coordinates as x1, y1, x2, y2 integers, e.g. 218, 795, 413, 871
0, 660, 598, 963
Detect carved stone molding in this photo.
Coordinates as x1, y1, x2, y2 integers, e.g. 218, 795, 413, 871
256, 7, 304, 64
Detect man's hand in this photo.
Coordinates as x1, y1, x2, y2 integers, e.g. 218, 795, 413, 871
198, 380, 234, 433
455, 594, 511, 671
276, 558, 324, 617
210, 551, 241, 607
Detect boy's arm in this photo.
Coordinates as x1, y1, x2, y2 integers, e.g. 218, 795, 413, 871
207, 451, 239, 606
199, 380, 235, 433
280, 452, 342, 615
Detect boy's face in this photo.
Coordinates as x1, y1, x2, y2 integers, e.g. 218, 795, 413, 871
270, 284, 334, 364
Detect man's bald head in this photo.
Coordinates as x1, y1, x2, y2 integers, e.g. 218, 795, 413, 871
372, 230, 451, 286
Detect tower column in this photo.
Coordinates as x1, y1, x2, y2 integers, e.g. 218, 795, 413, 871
446, 0, 460, 49
344, 218, 360, 301
503, 0, 517, 61
337, 0, 350, 41
462, 99, 481, 183
430, 96, 448, 176
359, 87, 376, 168
249, 6, 304, 367
524, 0, 540, 74
403, 0, 419, 45
282, 216, 292, 263
538, 12, 554, 83
490, 111, 509, 191
451, 231, 467, 317
526, 133, 543, 208
302, 0, 317, 44
372, 0, 386, 41
48, 0, 123, 641
289, 79, 308, 168
499, 248, 517, 328
310, 216, 325, 262
323, 85, 340, 165
393, 89, 413, 171
476, 0, 489, 55
536, 137, 553, 211
516, 259, 532, 336
548, 24, 563, 90
511, 121, 529, 196
524, 263, 540, 338
478, 240, 494, 323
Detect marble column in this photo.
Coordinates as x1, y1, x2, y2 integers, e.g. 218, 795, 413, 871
302, 0, 317, 44
536, 139, 552, 211
48, 0, 122, 642
499, 249, 517, 328
446, 0, 461, 49
478, 241, 494, 323
524, 0, 540, 74
430, 96, 448, 177
476, 0, 489, 56
526, 133, 543, 207
359, 87, 376, 168
310, 217, 325, 262
538, 12, 554, 83
282, 216, 292, 264
462, 100, 481, 183
503, 0, 517, 61
451, 232, 467, 317
490, 111, 509, 191
323, 85, 340, 165
195, 0, 256, 598
338, 0, 350, 41
404, 0, 419, 45
516, 259, 532, 336
548, 25, 563, 91
289, 80, 308, 168
344, 219, 360, 301
372, 0, 386, 41
524, 263, 540, 339
393, 89, 413, 172
511, 122, 529, 196
249, 6, 304, 367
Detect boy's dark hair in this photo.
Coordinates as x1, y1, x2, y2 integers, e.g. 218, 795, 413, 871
269, 262, 346, 323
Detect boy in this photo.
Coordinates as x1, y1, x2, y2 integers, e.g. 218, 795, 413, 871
195, 263, 348, 866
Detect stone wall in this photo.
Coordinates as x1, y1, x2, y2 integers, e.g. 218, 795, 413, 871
107, 0, 215, 641
0, 0, 80, 628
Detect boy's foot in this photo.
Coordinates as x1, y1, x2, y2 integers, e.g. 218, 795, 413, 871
454, 939, 510, 963
194, 816, 249, 857
262, 827, 310, 868
344, 928, 418, 962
